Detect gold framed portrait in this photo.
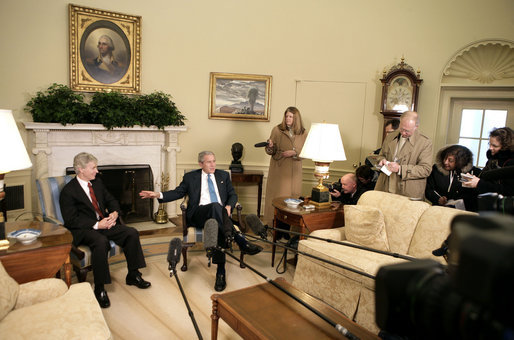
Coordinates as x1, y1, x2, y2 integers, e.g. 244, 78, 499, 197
209, 72, 272, 121
69, 4, 141, 93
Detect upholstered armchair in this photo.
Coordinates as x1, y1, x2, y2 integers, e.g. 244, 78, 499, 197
180, 198, 246, 271
35, 176, 121, 282
0, 260, 111, 339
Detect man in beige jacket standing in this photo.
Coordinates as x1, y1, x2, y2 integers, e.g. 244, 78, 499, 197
375, 111, 433, 199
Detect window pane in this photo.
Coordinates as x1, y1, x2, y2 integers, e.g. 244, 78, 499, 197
482, 110, 507, 136
478, 140, 489, 167
459, 138, 480, 165
459, 109, 483, 137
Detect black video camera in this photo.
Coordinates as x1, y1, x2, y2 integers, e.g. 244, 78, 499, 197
375, 214, 514, 340
325, 181, 342, 193
478, 192, 514, 215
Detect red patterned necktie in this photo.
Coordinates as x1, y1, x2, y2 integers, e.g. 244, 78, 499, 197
88, 182, 104, 219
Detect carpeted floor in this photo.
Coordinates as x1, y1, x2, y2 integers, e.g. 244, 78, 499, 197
83, 231, 296, 339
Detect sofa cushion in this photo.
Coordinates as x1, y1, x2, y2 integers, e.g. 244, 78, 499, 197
344, 205, 390, 251
357, 191, 430, 254
0, 282, 111, 339
0, 261, 19, 321
15, 278, 68, 310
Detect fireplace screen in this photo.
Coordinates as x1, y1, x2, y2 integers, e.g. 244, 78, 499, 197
66, 164, 154, 224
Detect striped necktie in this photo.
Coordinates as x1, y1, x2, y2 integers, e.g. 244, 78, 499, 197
88, 182, 104, 219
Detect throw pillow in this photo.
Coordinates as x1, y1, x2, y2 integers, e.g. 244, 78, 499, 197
344, 205, 390, 251
0, 261, 19, 320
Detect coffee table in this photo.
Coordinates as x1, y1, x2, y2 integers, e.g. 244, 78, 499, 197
271, 197, 344, 266
211, 277, 379, 340
1, 221, 73, 286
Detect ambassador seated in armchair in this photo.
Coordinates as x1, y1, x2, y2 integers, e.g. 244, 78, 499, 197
60, 152, 150, 309
139, 150, 262, 292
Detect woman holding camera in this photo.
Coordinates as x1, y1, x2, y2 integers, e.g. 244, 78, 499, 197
463, 127, 514, 196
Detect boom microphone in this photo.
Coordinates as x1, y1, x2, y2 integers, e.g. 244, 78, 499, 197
245, 214, 268, 239
254, 141, 269, 148
219, 248, 360, 339
204, 219, 218, 266
167, 237, 203, 339
244, 211, 416, 262
167, 237, 182, 276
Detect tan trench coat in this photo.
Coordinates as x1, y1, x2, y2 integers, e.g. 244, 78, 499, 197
375, 129, 433, 199
263, 126, 307, 225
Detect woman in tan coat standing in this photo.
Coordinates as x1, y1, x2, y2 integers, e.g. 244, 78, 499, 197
263, 107, 307, 235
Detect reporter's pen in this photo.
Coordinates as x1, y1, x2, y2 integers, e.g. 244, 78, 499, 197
433, 190, 442, 198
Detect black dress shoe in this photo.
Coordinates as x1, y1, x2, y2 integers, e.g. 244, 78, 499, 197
214, 274, 226, 292
94, 289, 110, 308
240, 242, 263, 255
126, 274, 151, 289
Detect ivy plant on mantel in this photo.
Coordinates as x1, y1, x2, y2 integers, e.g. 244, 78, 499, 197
25, 83, 185, 130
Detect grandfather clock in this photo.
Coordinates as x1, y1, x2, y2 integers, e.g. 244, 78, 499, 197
380, 57, 423, 141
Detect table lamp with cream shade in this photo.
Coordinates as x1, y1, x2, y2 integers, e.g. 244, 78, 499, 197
299, 122, 346, 209
0, 109, 32, 227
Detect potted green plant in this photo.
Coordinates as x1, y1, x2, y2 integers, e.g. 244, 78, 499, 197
25, 84, 185, 129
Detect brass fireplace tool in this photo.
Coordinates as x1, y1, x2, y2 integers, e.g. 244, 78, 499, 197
154, 172, 170, 224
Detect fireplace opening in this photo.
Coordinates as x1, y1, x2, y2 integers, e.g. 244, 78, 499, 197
66, 165, 154, 224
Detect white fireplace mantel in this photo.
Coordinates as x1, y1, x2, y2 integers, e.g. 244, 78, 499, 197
24, 122, 187, 217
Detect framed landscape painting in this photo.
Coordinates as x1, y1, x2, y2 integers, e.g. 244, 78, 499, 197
209, 72, 272, 121
69, 4, 141, 93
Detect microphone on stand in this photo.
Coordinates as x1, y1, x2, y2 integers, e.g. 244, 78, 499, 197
204, 219, 219, 267
245, 214, 268, 239
254, 141, 269, 148
166, 237, 203, 340
167, 237, 182, 277
244, 214, 416, 262
203, 222, 360, 340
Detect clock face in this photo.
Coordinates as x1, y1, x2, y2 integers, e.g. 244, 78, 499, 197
386, 76, 413, 112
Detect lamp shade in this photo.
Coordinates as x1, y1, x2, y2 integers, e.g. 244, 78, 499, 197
0, 109, 32, 173
299, 123, 346, 162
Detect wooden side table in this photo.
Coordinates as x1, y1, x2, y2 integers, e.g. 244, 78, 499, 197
211, 277, 379, 340
231, 170, 264, 217
1, 221, 73, 286
271, 197, 344, 267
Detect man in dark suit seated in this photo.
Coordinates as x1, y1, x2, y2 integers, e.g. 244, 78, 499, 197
60, 152, 150, 309
329, 173, 365, 205
139, 150, 261, 292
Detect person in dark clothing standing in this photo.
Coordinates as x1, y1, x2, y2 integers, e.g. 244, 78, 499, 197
463, 127, 514, 197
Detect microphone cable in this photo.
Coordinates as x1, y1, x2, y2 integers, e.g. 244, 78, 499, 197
242, 233, 375, 280
245, 214, 416, 262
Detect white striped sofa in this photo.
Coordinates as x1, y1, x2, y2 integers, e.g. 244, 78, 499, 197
36, 176, 122, 282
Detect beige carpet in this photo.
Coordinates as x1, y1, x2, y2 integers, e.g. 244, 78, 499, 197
90, 236, 295, 339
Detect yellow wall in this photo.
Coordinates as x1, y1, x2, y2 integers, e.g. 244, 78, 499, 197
1, 0, 513, 215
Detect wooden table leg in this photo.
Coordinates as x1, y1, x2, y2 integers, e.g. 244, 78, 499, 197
211, 294, 220, 340
64, 255, 72, 287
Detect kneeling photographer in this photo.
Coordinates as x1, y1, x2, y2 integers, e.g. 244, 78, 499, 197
375, 195, 514, 339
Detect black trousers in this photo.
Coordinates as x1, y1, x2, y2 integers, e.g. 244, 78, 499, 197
80, 224, 146, 286
191, 203, 233, 264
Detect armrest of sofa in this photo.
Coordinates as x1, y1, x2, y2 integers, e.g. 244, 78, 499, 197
1, 282, 112, 339
310, 227, 346, 241
15, 278, 68, 310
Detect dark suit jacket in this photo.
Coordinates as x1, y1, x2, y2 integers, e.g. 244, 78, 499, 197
60, 177, 121, 246
160, 169, 237, 226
